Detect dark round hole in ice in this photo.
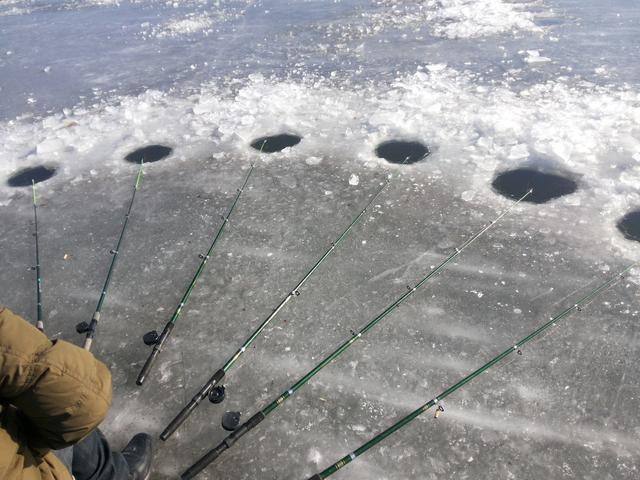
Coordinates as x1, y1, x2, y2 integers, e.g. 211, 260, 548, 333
7, 165, 57, 187
491, 168, 577, 204
124, 145, 173, 164
375, 140, 430, 164
617, 211, 640, 242
250, 134, 301, 153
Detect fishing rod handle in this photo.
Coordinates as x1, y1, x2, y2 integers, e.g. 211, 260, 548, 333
82, 313, 100, 350
136, 345, 161, 385
181, 412, 265, 479
136, 322, 176, 385
306, 476, 322, 480
160, 369, 226, 440
181, 442, 227, 480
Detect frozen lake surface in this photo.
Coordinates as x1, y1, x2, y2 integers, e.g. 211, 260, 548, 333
1, 1, 639, 479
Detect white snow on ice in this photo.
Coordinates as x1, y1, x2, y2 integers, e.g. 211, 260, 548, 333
143, 13, 215, 39
2, 2, 640, 477
2, 66, 639, 254
0, 0, 122, 16
312, 0, 542, 43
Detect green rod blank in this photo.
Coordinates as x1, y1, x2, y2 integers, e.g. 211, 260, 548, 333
31, 181, 44, 332
308, 263, 636, 480
78, 163, 145, 351
137, 164, 254, 385
180, 190, 532, 480
162, 179, 390, 440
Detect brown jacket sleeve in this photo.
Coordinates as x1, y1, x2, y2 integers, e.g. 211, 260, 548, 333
0, 307, 112, 451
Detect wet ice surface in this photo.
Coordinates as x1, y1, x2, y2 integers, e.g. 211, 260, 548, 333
1, 1, 640, 480
2, 157, 639, 480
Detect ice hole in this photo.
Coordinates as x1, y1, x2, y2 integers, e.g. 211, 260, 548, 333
617, 211, 640, 242
250, 134, 301, 153
491, 168, 577, 204
7, 165, 57, 187
124, 145, 173, 164
375, 140, 430, 164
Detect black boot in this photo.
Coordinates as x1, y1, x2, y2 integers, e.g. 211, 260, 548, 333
121, 433, 153, 480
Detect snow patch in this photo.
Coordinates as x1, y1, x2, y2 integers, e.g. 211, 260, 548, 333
147, 13, 214, 39
1, 66, 639, 258
433, 0, 542, 39
314, 0, 542, 43
461, 190, 475, 202
306, 448, 323, 465
305, 156, 322, 166
524, 50, 552, 64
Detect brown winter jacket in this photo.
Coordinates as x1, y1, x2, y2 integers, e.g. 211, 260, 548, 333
0, 307, 112, 480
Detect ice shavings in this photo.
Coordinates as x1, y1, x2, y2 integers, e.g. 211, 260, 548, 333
0, 0, 31, 16
144, 12, 214, 39
312, 0, 542, 43
524, 50, 552, 64
0, 0, 121, 17
432, 0, 542, 39
139, 1, 251, 39
1, 67, 639, 254
306, 448, 323, 465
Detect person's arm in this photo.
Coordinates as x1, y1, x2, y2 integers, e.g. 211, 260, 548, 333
0, 307, 112, 451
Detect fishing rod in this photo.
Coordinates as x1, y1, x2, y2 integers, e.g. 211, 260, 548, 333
76, 163, 144, 351
160, 179, 391, 440
31, 180, 44, 332
304, 263, 636, 480
180, 189, 532, 479
136, 165, 255, 385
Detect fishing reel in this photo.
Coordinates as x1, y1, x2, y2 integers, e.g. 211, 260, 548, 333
75, 321, 90, 334
208, 385, 226, 404
143, 330, 160, 346
221, 411, 241, 431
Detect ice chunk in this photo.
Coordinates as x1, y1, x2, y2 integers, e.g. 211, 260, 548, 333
461, 190, 475, 202
36, 138, 65, 154
524, 50, 551, 64
305, 156, 322, 165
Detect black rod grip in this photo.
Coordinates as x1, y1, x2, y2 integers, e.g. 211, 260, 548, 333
181, 443, 228, 480
307, 476, 322, 480
160, 400, 199, 441
223, 411, 265, 447
136, 323, 175, 385
160, 369, 226, 441
181, 412, 265, 479
136, 345, 161, 386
